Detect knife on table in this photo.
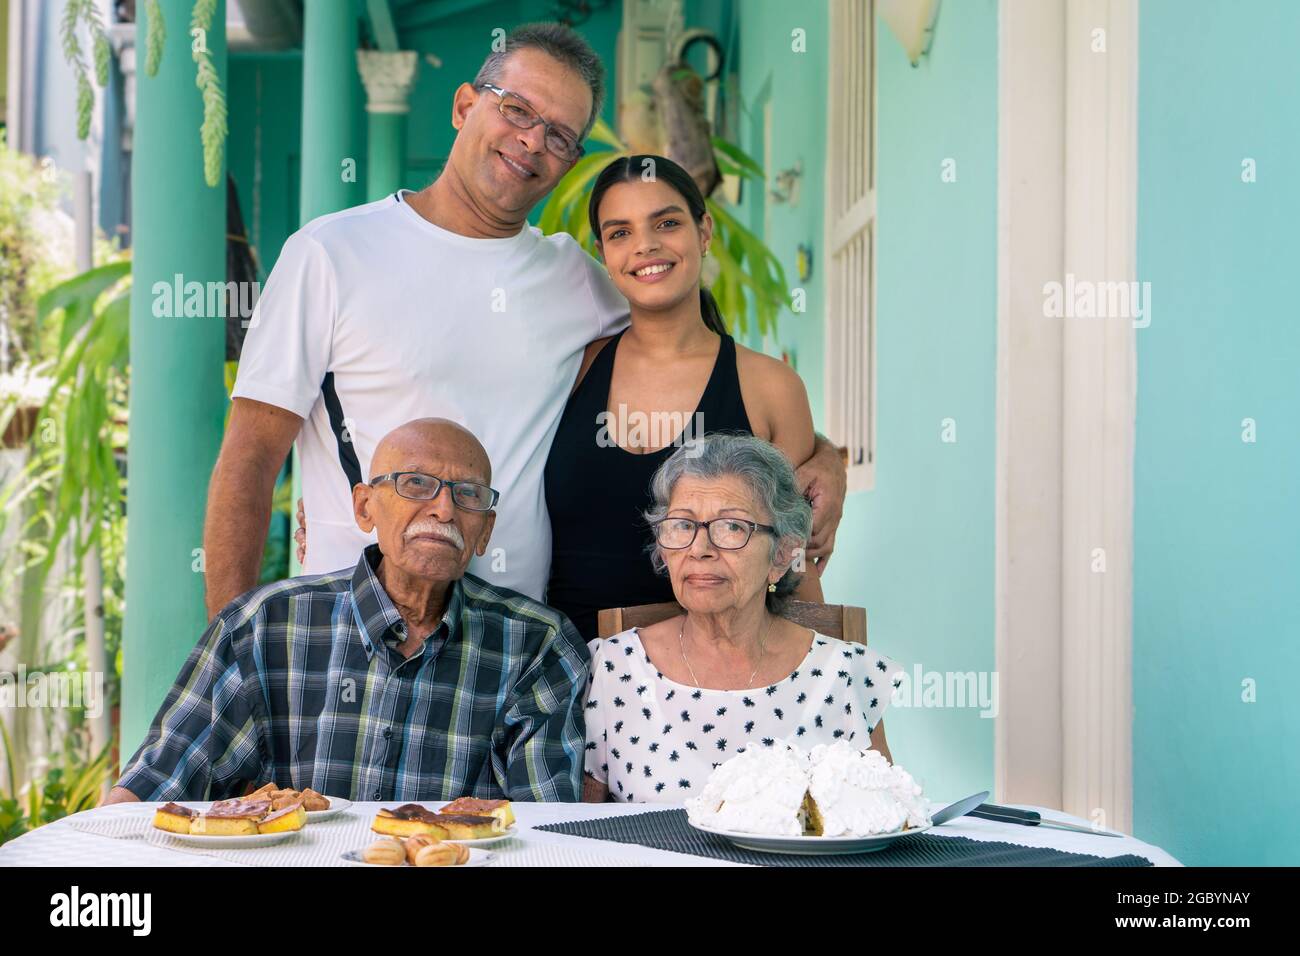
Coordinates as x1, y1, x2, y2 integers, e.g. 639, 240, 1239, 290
968, 803, 1123, 838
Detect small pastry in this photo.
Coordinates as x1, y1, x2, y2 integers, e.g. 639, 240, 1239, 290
362, 838, 406, 866
414, 842, 463, 867
300, 788, 331, 811
247, 782, 279, 801
439, 797, 514, 830
152, 802, 196, 834
403, 834, 440, 865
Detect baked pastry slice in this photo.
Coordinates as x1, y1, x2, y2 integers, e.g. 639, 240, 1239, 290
192, 798, 271, 836
152, 802, 196, 834
258, 803, 307, 834
372, 804, 446, 838
439, 797, 514, 830
429, 813, 499, 840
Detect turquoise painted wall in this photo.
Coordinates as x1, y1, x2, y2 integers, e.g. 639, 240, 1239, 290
227, 53, 308, 278
1134, 0, 1300, 866
828, 0, 998, 802
731, 0, 828, 423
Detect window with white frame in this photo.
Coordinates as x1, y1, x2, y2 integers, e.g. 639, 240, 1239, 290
825, 0, 876, 491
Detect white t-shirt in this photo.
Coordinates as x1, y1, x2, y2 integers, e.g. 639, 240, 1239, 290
232, 191, 630, 599
584, 628, 903, 802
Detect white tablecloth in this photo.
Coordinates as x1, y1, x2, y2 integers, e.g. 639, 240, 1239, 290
0, 799, 1182, 867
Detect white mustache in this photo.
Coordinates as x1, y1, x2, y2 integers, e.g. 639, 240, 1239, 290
403, 520, 465, 549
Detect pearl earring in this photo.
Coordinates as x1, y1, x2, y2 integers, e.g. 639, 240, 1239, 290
768, 582, 777, 593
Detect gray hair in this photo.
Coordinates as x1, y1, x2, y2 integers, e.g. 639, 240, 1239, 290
472, 22, 606, 141
643, 433, 813, 614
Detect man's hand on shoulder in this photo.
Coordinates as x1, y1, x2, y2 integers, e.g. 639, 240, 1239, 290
796, 434, 848, 575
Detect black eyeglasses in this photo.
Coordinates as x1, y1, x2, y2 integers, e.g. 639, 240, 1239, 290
369, 472, 500, 512
652, 517, 776, 551
478, 83, 584, 162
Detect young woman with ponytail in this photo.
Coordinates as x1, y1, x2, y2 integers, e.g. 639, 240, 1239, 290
543, 154, 825, 640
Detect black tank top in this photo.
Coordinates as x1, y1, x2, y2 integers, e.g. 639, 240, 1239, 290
544, 328, 754, 640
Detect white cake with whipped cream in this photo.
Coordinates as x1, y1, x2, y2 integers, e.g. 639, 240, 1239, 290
684, 742, 811, 836
804, 741, 930, 836
686, 739, 931, 837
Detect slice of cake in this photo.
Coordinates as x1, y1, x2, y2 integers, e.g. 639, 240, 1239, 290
429, 813, 499, 840
372, 804, 446, 838
439, 797, 514, 830
805, 742, 931, 836
152, 802, 196, 834
258, 803, 307, 834
191, 798, 271, 836
684, 743, 810, 836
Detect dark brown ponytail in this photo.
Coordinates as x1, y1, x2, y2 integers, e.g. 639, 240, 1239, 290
699, 287, 727, 336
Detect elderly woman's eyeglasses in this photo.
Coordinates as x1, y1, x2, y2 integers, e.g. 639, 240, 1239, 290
477, 83, 584, 162
652, 517, 776, 551
369, 472, 499, 512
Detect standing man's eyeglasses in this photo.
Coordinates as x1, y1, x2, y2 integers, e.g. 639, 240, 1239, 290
477, 83, 585, 163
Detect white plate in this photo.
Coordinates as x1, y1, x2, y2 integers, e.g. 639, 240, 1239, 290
442, 828, 519, 847
689, 818, 932, 855
341, 847, 493, 867
305, 797, 352, 821
159, 829, 302, 848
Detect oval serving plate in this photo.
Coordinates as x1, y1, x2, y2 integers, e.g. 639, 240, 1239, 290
441, 827, 520, 847
162, 829, 302, 849
340, 847, 493, 867
689, 818, 932, 855
305, 797, 352, 821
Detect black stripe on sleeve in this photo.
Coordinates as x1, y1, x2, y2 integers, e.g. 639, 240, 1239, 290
320, 372, 364, 489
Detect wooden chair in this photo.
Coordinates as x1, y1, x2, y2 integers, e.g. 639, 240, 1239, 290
597, 600, 867, 646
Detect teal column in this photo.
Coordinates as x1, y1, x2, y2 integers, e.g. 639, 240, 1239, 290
357, 50, 418, 201
122, 0, 228, 759
367, 112, 405, 201
300, 0, 359, 223
291, 0, 362, 575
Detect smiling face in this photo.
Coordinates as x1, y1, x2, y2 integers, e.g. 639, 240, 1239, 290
447, 47, 593, 218
352, 420, 496, 583
660, 474, 791, 615
595, 177, 713, 313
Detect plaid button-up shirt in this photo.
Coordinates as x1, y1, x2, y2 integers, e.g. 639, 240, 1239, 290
117, 545, 589, 802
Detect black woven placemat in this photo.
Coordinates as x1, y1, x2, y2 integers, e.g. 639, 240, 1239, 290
537, 809, 1154, 867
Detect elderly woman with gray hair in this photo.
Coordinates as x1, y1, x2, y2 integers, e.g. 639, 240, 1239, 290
581, 433, 902, 803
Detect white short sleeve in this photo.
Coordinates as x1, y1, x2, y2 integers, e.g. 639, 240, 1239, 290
582, 638, 611, 784
579, 247, 630, 341
231, 229, 337, 418
849, 643, 903, 738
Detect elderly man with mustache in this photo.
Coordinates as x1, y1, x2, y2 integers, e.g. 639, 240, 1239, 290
105, 419, 588, 804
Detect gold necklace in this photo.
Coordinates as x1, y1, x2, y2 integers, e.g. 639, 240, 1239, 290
678, 614, 772, 690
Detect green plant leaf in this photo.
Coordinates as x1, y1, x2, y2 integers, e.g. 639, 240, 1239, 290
38, 260, 131, 350
712, 137, 766, 180
586, 116, 626, 151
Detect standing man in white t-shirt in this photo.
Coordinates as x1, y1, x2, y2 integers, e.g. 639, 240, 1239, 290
203, 23, 847, 618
